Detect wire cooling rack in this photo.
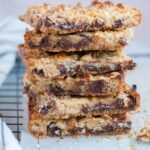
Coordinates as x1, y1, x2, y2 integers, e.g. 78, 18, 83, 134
0, 56, 24, 141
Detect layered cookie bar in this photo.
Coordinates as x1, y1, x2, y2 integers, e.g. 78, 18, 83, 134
24, 29, 133, 52
20, 1, 141, 34
29, 112, 131, 138
28, 84, 140, 119
24, 72, 123, 96
19, 46, 136, 80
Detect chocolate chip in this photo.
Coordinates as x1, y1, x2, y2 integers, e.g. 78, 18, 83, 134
119, 37, 127, 46
103, 125, 117, 132
32, 68, 45, 77
68, 68, 76, 77
48, 84, 64, 96
39, 105, 49, 114
44, 16, 55, 27
27, 41, 37, 48
68, 127, 83, 134
39, 101, 56, 114
24, 86, 29, 93
89, 80, 106, 93
93, 19, 104, 28
74, 22, 86, 30
75, 65, 83, 76
58, 21, 74, 30
82, 103, 113, 114
40, 36, 50, 47
57, 64, 67, 75
68, 87, 81, 95
98, 66, 111, 73
75, 38, 91, 49
115, 99, 124, 108
82, 106, 89, 114
112, 19, 123, 28
56, 38, 72, 50
47, 123, 61, 136
84, 64, 98, 73
127, 61, 136, 70
132, 84, 137, 90
128, 95, 136, 109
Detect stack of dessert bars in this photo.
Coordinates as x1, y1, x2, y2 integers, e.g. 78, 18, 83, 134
19, 1, 141, 138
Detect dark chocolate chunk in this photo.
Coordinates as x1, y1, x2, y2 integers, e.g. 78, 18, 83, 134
82, 106, 89, 114
119, 37, 127, 46
32, 68, 45, 77
68, 127, 83, 134
98, 66, 111, 73
75, 38, 91, 49
48, 84, 64, 96
93, 103, 106, 112
40, 36, 50, 47
47, 123, 61, 136
75, 65, 83, 76
82, 103, 113, 114
68, 68, 76, 77
27, 41, 37, 48
103, 124, 118, 132
57, 64, 67, 75
56, 38, 72, 50
84, 64, 98, 72
58, 21, 74, 30
114, 99, 125, 109
44, 16, 55, 27
127, 61, 136, 70
89, 80, 106, 93
112, 19, 123, 28
132, 84, 137, 91
24, 85, 29, 93
39, 101, 56, 114
93, 19, 104, 28
68, 87, 81, 95
128, 95, 137, 109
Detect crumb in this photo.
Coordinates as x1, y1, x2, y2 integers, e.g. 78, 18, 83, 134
131, 144, 137, 150
116, 135, 126, 140
144, 119, 150, 126
128, 131, 136, 137
143, 110, 148, 113
137, 126, 150, 142
136, 109, 140, 113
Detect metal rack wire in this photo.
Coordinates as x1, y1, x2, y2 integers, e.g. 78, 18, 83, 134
0, 56, 24, 141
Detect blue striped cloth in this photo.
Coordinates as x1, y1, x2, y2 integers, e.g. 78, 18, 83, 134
0, 16, 27, 86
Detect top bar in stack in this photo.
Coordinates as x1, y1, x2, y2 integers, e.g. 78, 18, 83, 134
20, 0, 141, 34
